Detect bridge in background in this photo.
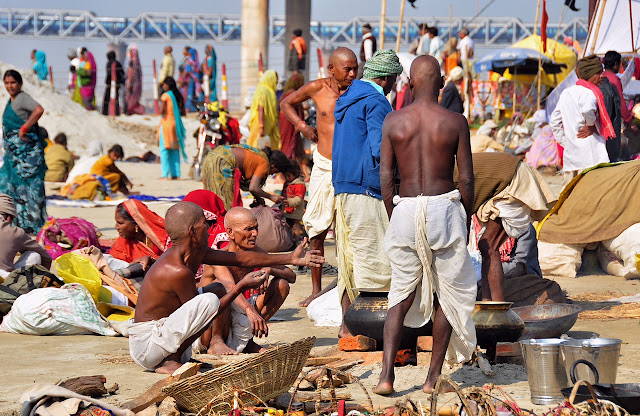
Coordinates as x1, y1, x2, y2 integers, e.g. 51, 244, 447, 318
0, 8, 588, 48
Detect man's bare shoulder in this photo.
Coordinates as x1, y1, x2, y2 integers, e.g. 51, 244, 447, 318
302, 79, 329, 97
147, 255, 193, 285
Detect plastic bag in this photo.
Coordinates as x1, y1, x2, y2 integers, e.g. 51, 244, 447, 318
55, 253, 102, 304
306, 287, 341, 327
0, 283, 117, 336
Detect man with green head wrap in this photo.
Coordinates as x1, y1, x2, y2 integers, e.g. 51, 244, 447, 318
550, 55, 612, 187
331, 49, 403, 338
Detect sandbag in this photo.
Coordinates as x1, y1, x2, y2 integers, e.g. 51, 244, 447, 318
251, 205, 294, 253
0, 283, 117, 336
538, 241, 585, 278
596, 244, 640, 279
602, 223, 640, 275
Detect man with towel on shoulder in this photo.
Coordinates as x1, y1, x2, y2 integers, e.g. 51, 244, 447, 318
332, 49, 403, 338
550, 55, 614, 187
373, 55, 476, 395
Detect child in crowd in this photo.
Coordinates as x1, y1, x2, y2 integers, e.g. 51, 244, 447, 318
281, 161, 306, 243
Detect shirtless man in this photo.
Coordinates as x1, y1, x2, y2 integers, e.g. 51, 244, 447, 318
199, 207, 296, 355
373, 56, 477, 395
280, 47, 358, 306
129, 202, 323, 374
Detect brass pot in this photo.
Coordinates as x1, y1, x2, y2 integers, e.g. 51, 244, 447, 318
472, 301, 525, 355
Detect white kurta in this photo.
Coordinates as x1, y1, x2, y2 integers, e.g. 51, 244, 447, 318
549, 85, 609, 172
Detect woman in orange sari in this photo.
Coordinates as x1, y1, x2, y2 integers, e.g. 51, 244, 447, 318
110, 200, 170, 270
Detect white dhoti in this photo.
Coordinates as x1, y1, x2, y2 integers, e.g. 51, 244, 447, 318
225, 295, 257, 353
128, 293, 220, 371
335, 193, 391, 302
477, 162, 557, 239
384, 190, 477, 363
303, 151, 335, 239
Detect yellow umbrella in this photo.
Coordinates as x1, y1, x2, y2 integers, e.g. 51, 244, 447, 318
498, 34, 577, 88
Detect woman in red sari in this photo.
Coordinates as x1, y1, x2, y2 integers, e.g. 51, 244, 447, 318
110, 200, 170, 269
183, 190, 229, 250
279, 73, 305, 162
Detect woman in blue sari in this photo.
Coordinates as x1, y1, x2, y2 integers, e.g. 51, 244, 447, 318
1, 70, 46, 233
31, 50, 49, 82
178, 46, 201, 112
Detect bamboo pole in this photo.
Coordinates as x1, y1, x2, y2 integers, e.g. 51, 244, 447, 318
630, 0, 635, 54
589, 0, 608, 55
533, 0, 541, 37
396, 0, 406, 52
449, 4, 453, 41
536, 0, 543, 110
380, 0, 387, 49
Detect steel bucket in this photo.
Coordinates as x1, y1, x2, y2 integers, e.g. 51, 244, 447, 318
520, 338, 569, 405
561, 338, 622, 385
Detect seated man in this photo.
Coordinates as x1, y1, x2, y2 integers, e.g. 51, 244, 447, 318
45, 133, 75, 182
199, 207, 296, 355
455, 153, 557, 301
129, 202, 323, 374
0, 194, 52, 279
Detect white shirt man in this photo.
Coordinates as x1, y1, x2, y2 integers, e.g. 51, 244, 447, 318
550, 85, 609, 179
458, 28, 474, 64
428, 30, 445, 65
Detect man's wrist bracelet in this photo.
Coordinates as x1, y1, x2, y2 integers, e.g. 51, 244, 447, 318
296, 121, 306, 131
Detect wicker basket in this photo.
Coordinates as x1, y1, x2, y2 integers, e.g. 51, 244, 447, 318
162, 336, 316, 414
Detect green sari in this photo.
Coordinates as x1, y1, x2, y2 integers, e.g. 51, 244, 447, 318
0, 98, 47, 233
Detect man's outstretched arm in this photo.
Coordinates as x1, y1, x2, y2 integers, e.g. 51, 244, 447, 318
202, 238, 324, 268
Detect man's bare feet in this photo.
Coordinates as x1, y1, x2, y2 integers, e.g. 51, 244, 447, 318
243, 339, 266, 353
423, 379, 455, 394
299, 293, 318, 307
155, 359, 182, 374
372, 380, 394, 396
207, 339, 239, 355
337, 324, 353, 339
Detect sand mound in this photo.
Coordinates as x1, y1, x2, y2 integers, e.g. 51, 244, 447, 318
0, 61, 201, 159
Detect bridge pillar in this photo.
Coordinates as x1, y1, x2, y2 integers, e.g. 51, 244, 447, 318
284, 0, 311, 81
241, 0, 270, 107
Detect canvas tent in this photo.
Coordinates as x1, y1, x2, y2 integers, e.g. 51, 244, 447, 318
583, 0, 640, 56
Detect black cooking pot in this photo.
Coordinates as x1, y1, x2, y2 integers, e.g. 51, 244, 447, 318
561, 359, 640, 414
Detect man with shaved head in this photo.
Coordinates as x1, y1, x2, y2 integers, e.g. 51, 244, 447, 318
129, 202, 323, 373
373, 55, 476, 395
197, 207, 296, 354
281, 47, 358, 306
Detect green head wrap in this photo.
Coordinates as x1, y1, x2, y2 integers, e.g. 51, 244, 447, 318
362, 49, 404, 80
577, 55, 603, 80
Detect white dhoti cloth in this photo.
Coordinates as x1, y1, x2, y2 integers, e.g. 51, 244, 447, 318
303, 151, 335, 239
384, 190, 477, 363
225, 295, 257, 352
477, 162, 557, 239
128, 293, 220, 371
335, 193, 391, 302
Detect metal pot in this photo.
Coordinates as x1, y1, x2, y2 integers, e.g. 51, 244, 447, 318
472, 301, 525, 357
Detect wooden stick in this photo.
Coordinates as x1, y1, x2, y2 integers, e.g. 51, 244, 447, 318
589, 0, 608, 56
396, 0, 406, 52
380, 0, 387, 49
536, 0, 544, 111
533, 0, 541, 37
630, 0, 635, 54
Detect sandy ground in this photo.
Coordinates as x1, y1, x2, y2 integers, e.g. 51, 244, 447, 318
1, 163, 639, 415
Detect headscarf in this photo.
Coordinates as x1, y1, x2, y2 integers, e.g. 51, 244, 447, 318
33, 50, 49, 81
0, 194, 17, 218
189, 48, 201, 73
67, 48, 77, 60
205, 44, 217, 61
448, 66, 464, 82
250, 70, 280, 140
283, 72, 305, 95
362, 49, 404, 79
577, 55, 603, 80
122, 199, 169, 251
183, 190, 229, 249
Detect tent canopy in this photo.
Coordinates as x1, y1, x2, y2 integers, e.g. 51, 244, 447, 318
500, 35, 578, 87
583, 0, 640, 56
474, 47, 565, 75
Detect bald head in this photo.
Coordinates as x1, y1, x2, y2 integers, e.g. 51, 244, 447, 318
165, 201, 205, 242
225, 207, 257, 229
329, 47, 357, 66
409, 55, 443, 98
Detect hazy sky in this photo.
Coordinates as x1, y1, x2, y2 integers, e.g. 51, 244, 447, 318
1, 0, 587, 109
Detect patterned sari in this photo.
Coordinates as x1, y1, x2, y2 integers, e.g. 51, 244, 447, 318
0, 99, 46, 233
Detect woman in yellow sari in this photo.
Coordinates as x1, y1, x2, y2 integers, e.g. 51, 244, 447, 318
248, 70, 280, 149
91, 145, 132, 194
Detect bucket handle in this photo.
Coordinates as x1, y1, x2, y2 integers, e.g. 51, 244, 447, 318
570, 359, 600, 385
569, 380, 599, 406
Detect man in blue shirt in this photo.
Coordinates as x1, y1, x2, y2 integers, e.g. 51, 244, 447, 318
332, 49, 403, 338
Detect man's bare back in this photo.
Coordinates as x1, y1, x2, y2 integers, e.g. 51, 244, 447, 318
380, 55, 474, 222
281, 47, 358, 159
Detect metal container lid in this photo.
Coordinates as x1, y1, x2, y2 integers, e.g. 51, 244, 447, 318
520, 338, 569, 346
562, 337, 622, 348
